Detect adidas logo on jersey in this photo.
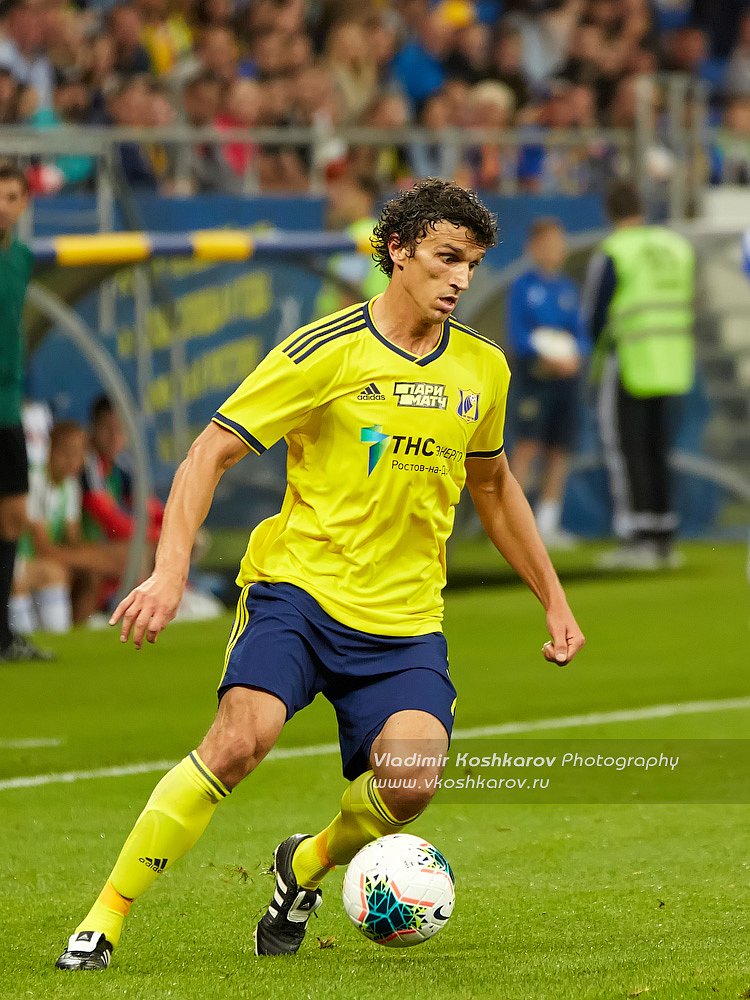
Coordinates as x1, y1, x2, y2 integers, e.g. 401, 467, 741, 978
139, 856, 168, 872
357, 382, 385, 401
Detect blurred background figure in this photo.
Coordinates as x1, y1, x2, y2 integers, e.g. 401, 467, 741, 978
81, 394, 164, 553
10, 420, 129, 632
0, 161, 53, 662
584, 180, 696, 570
314, 173, 389, 317
507, 218, 589, 550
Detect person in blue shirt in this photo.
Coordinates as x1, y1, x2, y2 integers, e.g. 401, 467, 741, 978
506, 218, 589, 548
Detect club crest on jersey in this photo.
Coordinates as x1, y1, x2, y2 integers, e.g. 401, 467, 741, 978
457, 390, 480, 422
393, 382, 448, 409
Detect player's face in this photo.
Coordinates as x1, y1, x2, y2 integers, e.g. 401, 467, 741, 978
0, 178, 29, 234
93, 412, 126, 462
51, 432, 86, 480
530, 227, 567, 273
392, 221, 486, 322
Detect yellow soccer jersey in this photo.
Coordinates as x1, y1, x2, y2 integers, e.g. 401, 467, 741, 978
213, 297, 511, 636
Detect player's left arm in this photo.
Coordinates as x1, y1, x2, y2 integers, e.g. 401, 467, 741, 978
465, 452, 585, 665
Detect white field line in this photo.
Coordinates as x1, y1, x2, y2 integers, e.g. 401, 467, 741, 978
1, 695, 749, 793
0, 738, 63, 749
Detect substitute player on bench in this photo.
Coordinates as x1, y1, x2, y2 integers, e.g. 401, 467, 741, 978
56, 180, 585, 971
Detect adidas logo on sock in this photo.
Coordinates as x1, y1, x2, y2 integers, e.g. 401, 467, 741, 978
139, 856, 168, 873
357, 382, 385, 401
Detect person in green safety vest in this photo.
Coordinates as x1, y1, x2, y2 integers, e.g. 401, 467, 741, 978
582, 179, 696, 570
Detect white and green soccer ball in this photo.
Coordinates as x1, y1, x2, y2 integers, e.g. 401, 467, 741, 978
342, 834, 455, 947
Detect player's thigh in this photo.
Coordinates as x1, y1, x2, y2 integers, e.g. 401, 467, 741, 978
198, 687, 287, 787
205, 582, 321, 785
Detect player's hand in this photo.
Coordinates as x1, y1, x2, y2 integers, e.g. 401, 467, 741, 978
109, 572, 184, 650
543, 606, 585, 666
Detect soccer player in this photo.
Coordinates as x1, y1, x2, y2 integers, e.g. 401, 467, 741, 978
507, 218, 589, 549
0, 161, 53, 662
56, 179, 585, 971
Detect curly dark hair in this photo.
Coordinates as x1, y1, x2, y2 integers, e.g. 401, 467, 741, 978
371, 178, 497, 277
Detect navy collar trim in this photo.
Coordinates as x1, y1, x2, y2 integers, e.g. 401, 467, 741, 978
364, 297, 450, 367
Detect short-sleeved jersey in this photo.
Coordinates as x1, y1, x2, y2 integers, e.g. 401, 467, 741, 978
213, 297, 511, 636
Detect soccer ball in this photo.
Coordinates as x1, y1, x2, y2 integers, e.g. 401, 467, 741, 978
342, 834, 455, 947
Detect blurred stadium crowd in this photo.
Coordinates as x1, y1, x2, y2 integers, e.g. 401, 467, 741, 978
2, 0, 750, 195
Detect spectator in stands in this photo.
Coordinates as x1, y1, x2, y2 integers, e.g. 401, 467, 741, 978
0, 0, 53, 111
286, 32, 313, 76
247, 28, 288, 80
391, 9, 453, 109
172, 71, 236, 194
726, 11, 750, 97
216, 78, 260, 181
196, 25, 245, 87
81, 395, 164, 552
488, 24, 530, 111
351, 91, 412, 189
507, 218, 588, 549
363, 9, 401, 92
194, 0, 234, 32
135, 0, 192, 77
108, 4, 152, 77
0, 66, 21, 124
325, 20, 378, 125
662, 25, 711, 81
465, 79, 516, 192
714, 96, 750, 184
503, 0, 583, 85
25, 78, 96, 194
408, 89, 467, 181
285, 62, 346, 187
442, 22, 493, 85
107, 77, 159, 190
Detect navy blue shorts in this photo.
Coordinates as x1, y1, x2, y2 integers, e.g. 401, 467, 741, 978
219, 582, 456, 780
511, 359, 582, 450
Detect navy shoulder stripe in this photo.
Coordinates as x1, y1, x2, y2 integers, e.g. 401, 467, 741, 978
451, 320, 506, 356
283, 304, 365, 358
292, 322, 366, 364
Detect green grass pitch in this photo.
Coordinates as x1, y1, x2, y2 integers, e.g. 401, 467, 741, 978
1, 542, 749, 1000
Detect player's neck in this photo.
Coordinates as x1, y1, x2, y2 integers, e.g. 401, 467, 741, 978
371, 286, 443, 357
0, 229, 12, 249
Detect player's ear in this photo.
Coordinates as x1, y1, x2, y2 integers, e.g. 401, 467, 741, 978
388, 234, 407, 271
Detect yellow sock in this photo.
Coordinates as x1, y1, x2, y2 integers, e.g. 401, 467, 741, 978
292, 770, 418, 890
75, 751, 229, 946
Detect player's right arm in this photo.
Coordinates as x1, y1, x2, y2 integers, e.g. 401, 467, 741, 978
110, 422, 249, 649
